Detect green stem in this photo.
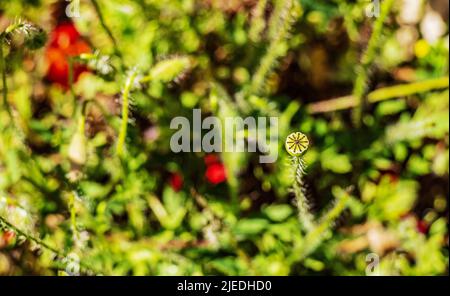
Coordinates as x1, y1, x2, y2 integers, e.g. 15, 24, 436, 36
249, 0, 268, 43
290, 187, 350, 262
0, 40, 13, 120
68, 191, 78, 244
352, 0, 395, 126
309, 76, 449, 113
0, 215, 61, 255
116, 71, 138, 157
248, 0, 297, 96
68, 57, 78, 117
293, 156, 315, 232
369, 76, 449, 102
78, 100, 91, 134
0, 215, 100, 274
77, 99, 114, 125
90, 0, 123, 62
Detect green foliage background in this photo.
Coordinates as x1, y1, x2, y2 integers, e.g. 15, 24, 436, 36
0, 0, 448, 275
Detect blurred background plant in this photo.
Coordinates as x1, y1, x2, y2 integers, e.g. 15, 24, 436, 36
0, 0, 448, 275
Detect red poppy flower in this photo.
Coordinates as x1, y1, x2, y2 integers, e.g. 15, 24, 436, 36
169, 172, 184, 192
45, 22, 91, 88
205, 162, 227, 185
204, 154, 220, 166
50, 22, 81, 48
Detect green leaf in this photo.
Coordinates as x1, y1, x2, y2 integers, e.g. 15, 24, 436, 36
263, 204, 294, 222
233, 218, 269, 235
321, 149, 352, 174
376, 99, 407, 116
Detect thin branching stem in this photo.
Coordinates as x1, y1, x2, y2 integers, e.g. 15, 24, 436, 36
0, 215, 60, 254
90, 0, 123, 63
0, 215, 100, 274
289, 187, 351, 262
300, 188, 350, 258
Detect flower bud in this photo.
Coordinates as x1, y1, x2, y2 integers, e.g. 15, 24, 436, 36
23, 25, 47, 50
148, 56, 191, 83
68, 131, 87, 165
4, 21, 47, 50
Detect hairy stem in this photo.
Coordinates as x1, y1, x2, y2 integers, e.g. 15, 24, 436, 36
292, 156, 315, 232
352, 0, 395, 126
0, 40, 12, 119
116, 71, 138, 157
249, 0, 268, 43
0, 215, 99, 274
248, 0, 297, 96
290, 187, 350, 262
0, 215, 61, 255
302, 188, 349, 257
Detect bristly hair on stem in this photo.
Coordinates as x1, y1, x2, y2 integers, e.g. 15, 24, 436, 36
285, 133, 351, 261
248, 0, 268, 43
285, 132, 314, 231
116, 70, 138, 158
352, 0, 395, 127
290, 187, 351, 262
292, 156, 315, 232
0, 19, 47, 127
1, 18, 47, 50
0, 214, 100, 275
115, 57, 191, 158
247, 0, 301, 97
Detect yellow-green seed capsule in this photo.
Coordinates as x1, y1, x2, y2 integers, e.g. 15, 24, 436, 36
285, 132, 309, 156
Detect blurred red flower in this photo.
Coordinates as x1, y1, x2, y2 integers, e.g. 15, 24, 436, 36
205, 162, 227, 185
3, 230, 15, 245
417, 220, 429, 235
204, 154, 220, 166
169, 172, 184, 192
45, 22, 91, 88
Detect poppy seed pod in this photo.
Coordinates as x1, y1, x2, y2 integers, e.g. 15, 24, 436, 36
285, 132, 309, 156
